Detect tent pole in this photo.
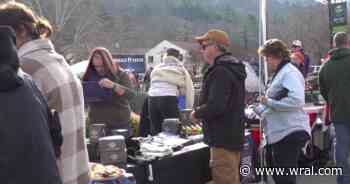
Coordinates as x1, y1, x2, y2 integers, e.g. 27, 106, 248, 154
258, 0, 267, 183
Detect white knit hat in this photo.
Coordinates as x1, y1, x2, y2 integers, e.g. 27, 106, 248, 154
292, 40, 302, 47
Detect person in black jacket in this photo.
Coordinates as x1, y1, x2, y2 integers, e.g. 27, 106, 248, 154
192, 29, 246, 184
0, 26, 62, 184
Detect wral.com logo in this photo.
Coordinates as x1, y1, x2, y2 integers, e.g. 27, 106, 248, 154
240, 165, 343, 177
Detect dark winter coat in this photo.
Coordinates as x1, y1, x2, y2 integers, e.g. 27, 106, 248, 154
0, 26, 61, 184
319, 48, 350, 124
195, 53, 247, 151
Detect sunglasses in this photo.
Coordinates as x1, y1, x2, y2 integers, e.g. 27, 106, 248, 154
291, 45, 301, 48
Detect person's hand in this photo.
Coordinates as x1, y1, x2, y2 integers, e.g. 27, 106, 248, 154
114, 84, 125, 96
99, 78, 114, 89
258, 96, 268, 105
190, 111, 200, 123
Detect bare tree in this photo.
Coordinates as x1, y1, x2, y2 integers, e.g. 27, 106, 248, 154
0, 0, 332, 65
8, 0, 103, 62
268, 3, 329, 64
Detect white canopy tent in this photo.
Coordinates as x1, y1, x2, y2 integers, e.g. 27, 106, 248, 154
70, 60, 88, 77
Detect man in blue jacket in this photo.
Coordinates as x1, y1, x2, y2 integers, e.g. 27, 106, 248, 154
192, 29, 246, 184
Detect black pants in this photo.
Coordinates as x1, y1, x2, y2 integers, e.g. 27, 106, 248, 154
139, 97, 151, 137
148, 96, 179, 135
266, 131, 309, 184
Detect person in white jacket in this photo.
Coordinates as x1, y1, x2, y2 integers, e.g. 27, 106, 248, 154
148, 48, 194, 135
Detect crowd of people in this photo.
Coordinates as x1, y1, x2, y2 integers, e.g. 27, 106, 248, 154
1, 1, 349, 184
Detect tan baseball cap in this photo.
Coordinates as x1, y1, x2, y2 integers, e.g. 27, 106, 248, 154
195, 29, 230, 49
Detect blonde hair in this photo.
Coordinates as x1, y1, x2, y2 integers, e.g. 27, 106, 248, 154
37, 16, 53, 38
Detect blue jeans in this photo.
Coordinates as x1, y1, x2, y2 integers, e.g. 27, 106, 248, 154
334, 123, 350, 184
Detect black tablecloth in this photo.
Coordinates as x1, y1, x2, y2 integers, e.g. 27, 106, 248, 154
126, 143, 211, 184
